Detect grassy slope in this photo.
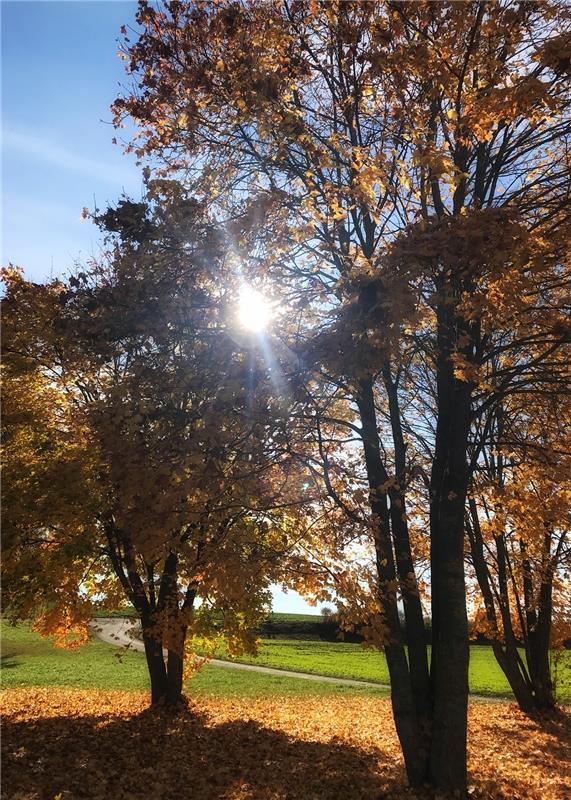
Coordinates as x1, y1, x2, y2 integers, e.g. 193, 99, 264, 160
208, 638, 571, 700
0, 623, 385, 698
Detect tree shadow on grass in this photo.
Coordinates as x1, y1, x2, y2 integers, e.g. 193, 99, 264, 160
2, 704, 407, 800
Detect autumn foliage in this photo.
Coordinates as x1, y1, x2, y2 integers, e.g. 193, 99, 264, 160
1, 201, 315, 706
2, 0, 571, 796
108, 0, 571, 788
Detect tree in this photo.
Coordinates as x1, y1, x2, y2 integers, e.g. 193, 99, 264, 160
1, 336, 104, 649
2, 198, 312, 707
112, 0, 571, 789
466, 383, 571, 711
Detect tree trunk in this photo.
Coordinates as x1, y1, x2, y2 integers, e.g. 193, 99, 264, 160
105, 522, 194, 710
357, 378, 430, 787
142, 621, 189, 707
382, 364, 433, 764
383, 366, 432, 711
466, 500, 537, 712
491, 642, 536, 712
527, 543, 556, 710
166, 622, 188, 706
142, 623, 168, 706
428, 300, 471, 792
486, 533, 556, 713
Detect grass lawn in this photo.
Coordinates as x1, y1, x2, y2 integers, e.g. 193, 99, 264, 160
206, 637, 571, 700
0, 622, 385, 698
91, 609, 571, 699
4, 621, 569, 701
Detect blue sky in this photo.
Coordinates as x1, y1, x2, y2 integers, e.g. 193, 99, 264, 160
2, 0, 318, 616
2, 0, 142, 281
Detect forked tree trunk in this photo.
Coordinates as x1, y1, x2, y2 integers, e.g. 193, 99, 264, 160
357, 378, 431, 787
466, 498, 536, 711
382, 364, 433, 741
104, 522, 194, 710
491, 641, 537, 712
358, 324, 472, 793
142, 617, 188, 707
524, 535, 556, 710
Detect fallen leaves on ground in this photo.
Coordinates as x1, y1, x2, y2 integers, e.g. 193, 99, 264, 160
1, 689, 569, 799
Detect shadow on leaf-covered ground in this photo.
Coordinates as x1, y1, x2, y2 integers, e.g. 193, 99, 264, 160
2, 703, 404, 800
3, 689, 570, 799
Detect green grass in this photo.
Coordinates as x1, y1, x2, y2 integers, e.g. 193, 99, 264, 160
0, 622, 385, 698
206, 638, 571, 700
1, 622, 149, 690
216, 640, 391, 684
268, 612, 326, 623
4, 621, 568, 701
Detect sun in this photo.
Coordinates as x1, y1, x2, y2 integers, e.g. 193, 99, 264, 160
237, 285, 273, 332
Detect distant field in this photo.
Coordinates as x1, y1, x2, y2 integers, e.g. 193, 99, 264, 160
267, 612, 324, 623
0, 623, 385, 698
93, 608, 322, 624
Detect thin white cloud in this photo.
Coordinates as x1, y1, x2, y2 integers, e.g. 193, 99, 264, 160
2, 128, 141, 188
